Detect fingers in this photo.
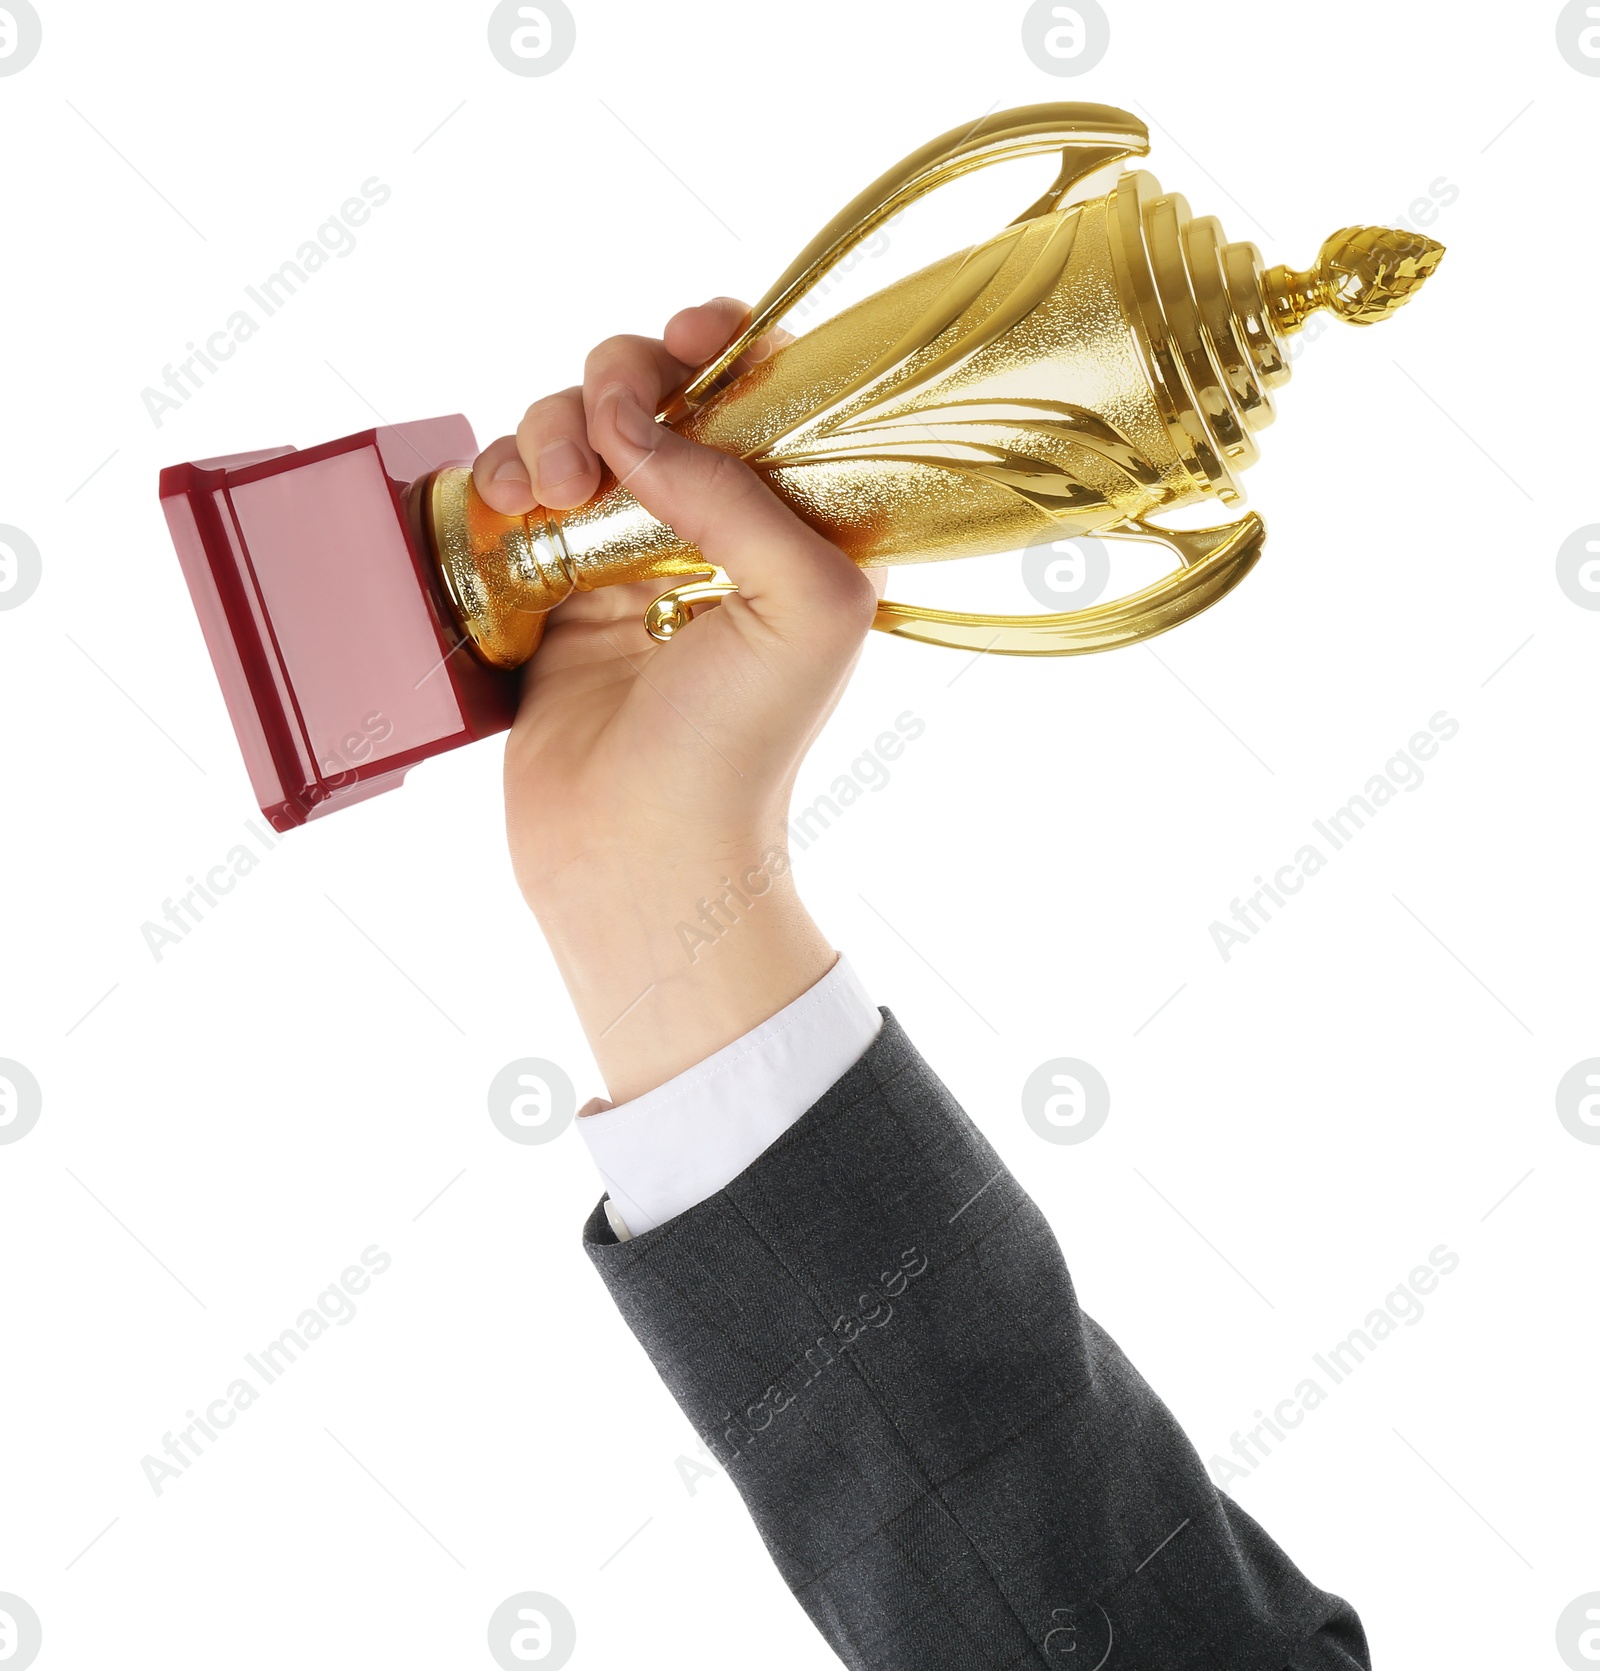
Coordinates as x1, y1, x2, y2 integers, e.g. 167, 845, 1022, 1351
472, 386, 598, 516
581, 333, 695, 452
516, 386, 600, 510
470, 297, 819, 624
587, 386, 876, 638
472, 433, 539, 517
662, 296, 756, 368
474, 324, 699, 517
585, 306, 873, 635
579, 302, 787, 452
664, 296, 794, 377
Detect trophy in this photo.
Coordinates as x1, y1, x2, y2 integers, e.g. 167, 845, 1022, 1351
161, 103, 1443, 830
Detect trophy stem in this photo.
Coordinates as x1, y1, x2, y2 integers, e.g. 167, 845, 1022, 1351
1261, 264, 1332, 335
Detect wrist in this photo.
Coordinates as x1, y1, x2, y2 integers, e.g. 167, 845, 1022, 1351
531, 839, 834, 1104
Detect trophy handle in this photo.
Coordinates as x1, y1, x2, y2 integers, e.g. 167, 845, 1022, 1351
661, 102, 1149, 420
866, 514, 1267, 657
642, 568, 736, 641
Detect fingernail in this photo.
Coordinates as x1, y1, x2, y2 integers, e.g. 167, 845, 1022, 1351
535, 439, 588, 498
607, 388, 660, 453
492, 457, 530, 486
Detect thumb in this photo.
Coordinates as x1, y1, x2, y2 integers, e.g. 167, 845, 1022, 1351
593, 386, 876, 634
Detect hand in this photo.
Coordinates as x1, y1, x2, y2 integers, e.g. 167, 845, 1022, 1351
472, 298, 883, 1103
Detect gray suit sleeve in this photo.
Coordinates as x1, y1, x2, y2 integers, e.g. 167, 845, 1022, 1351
582, 1011, 1368, 1671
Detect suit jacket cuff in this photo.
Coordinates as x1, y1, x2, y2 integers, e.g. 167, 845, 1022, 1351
575, 954, 881, 1238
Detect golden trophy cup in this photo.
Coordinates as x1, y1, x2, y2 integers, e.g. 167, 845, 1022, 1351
429, 101, 1444, 667
162, 102, 1445, 828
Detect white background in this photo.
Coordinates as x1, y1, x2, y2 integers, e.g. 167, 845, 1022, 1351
2, 1, 1596, 1666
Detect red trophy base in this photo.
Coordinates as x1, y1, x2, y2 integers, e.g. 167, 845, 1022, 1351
161, 418, 519, 832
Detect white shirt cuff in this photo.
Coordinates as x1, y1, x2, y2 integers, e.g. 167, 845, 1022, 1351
577, 956, 882, 1241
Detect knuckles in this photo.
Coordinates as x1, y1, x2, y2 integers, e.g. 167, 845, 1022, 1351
582, 334, 657, 387
816, 560, 880, 637
518, 389, 585, 444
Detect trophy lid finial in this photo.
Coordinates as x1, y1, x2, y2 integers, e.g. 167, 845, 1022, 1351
1263, 226, 1445, 333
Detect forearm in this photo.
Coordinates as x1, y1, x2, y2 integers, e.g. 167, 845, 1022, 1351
530, 839, 834, 1105
488, 298, 879, 1102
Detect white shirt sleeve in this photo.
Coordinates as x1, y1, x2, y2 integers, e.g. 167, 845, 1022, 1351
575, 956, 882, 1242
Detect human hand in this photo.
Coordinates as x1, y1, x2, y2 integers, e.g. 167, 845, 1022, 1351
472, 298, 882, 1102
